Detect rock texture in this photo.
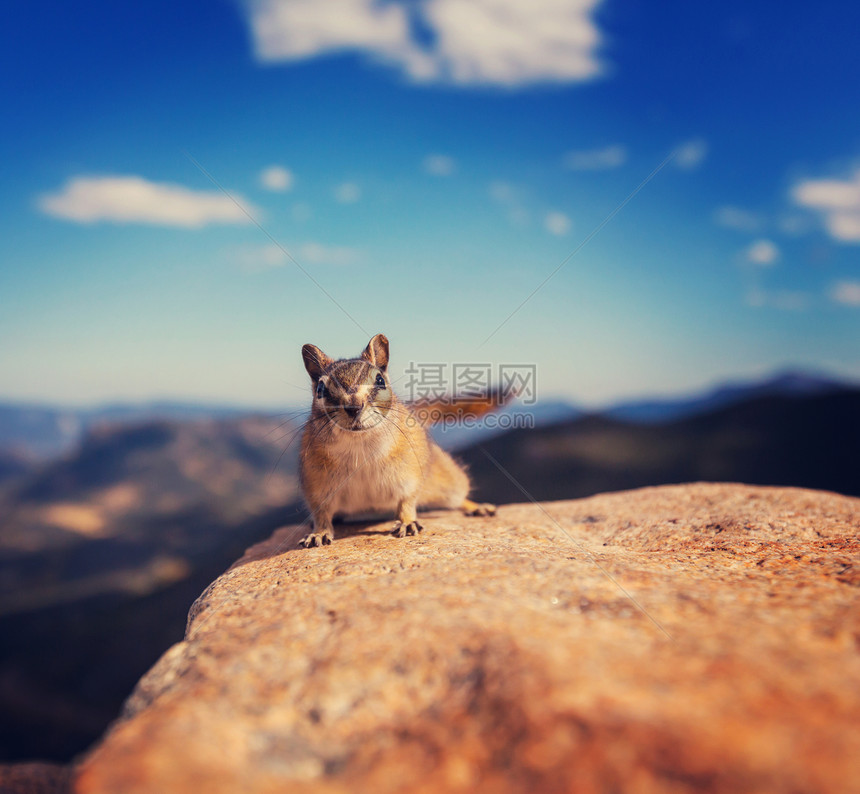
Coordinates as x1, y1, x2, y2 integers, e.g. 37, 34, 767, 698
74, 483, 860, 794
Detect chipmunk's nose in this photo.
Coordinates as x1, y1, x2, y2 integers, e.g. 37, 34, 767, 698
343, 405, 362, 419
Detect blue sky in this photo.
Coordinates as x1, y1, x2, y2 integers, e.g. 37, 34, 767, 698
1, 0, 859, 409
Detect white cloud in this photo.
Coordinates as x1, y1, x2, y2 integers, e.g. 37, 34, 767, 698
714, 205, 761, 233
770, 291, 808, 311
242, 0, 605, 87
745, 239, 779, 266
300, 241, 360, 266
563, 144, 626, 171
245, 0, 411, 62
235, 244, 288, 273
334, 182, 361, 203
424, 154, 456, 176
236, 241, 360, 270
423, 0, 603, 86
745, 288, 808, 311
791, 169, 860, 242
544, 211, 571, 236
38, 175, 256, 228
260, 165, 294, 192
830, 280, 860, 306
489, 181, 530, 226
674, 139, 708, 170
489, 181, 515, 202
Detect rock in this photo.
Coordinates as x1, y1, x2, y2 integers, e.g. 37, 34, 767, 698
74, 484, 860, 793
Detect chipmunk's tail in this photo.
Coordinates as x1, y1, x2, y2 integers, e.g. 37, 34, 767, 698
408, 385, 516, 426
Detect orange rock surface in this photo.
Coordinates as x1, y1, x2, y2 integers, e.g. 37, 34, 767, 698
71, 484, 860, 794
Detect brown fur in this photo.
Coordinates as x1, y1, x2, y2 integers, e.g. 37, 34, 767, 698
410, 386, 514, 424
298, 334, 496, 547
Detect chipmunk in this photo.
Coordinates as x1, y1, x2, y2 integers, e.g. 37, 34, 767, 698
297, 333, 506, 548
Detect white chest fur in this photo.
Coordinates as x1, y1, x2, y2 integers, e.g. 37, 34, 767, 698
324, 426, 418, 515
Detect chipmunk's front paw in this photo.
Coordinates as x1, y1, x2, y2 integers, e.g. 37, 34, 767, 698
462, 499, 496, 517
392, 520, 423, 538
298, 529, 333, 548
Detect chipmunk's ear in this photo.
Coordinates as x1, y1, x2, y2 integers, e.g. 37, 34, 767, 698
360, 333, 389, 372
302, 344, 333, 381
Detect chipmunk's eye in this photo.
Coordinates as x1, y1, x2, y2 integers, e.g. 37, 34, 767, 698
316, 381, 328, 399
375, 374, 386, 388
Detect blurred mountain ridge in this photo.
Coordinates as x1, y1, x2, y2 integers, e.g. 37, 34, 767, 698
0, 372, 858, 763
0, 414, 305, 762
603, 368, 853, 423
1, 369, 854, 468
458, 388, 860, 504
0, 401, 270, 464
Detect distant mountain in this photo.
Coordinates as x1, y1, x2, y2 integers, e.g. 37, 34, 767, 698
1, 378, 859, 762
1, 370, 853, 460
434, 370, 854, 449
0, 400, 276, 461
0, 415, 305, 762
0, 449, 34, 489
604, 370, 852, 423
0, 404, 82, 460
0, 397, 580, 461
431, 399, 582, 450
458, 389, 860, 505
